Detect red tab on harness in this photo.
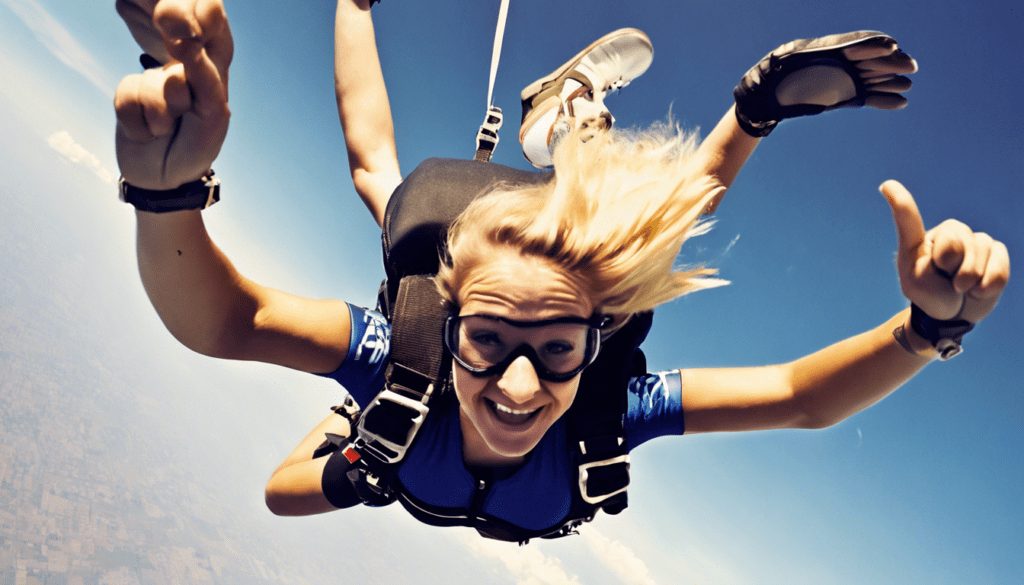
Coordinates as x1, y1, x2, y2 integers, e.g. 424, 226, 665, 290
343, 447, 361, 464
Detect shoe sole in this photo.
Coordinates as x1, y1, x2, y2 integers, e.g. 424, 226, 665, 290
520, 29, 653, 137
519, 28, 653, 165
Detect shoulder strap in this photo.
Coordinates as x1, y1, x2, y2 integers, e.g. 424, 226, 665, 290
473, 0, 511, 162
345, 275, 451, 503
568, 311, 653, 517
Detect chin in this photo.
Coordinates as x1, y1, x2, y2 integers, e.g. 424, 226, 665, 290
484, 436, 541, 459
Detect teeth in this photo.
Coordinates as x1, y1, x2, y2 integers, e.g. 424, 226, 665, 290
492, 401, 537, 416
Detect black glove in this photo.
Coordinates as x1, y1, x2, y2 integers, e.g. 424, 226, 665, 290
734, 31, 918, 137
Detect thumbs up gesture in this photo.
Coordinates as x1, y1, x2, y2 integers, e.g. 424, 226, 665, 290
881, 180, 1009, 324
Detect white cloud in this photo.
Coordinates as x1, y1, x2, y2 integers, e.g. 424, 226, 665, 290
1, 0, 114, 97
47, 130, 115, 183
581, 527, 657, 585
462, 534, 582, 585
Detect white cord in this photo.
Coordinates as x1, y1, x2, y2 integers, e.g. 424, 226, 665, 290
486, 0, 511, 108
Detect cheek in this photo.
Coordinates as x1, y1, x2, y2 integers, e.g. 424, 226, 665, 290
550, 379, 581, 413
452, 366, 484, 405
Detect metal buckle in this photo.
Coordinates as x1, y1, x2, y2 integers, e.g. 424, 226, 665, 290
355, 388, 431, 464
936, 338, 963, 361
200, 174, 221, 209
578, 454, 630, 505
474, 105, 503, 161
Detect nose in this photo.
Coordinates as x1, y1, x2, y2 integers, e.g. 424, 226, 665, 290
496, 355, 542, 405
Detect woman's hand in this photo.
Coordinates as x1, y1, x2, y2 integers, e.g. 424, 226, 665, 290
882, 180, 1010, 324
114, 0, 233, 190
733, 31, 918, 137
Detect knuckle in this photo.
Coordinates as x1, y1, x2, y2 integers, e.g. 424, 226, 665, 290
987, 272, 1009, 292
198, 0, 228, 25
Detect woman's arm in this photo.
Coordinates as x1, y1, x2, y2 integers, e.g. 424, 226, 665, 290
692, 32, 917, 215
265, 412, 350, 516
681, 181, 1010, 433
687, 106, 760, 215
334, 0, 403, 227
135, 211, 352, 371
116, 0, 351, 373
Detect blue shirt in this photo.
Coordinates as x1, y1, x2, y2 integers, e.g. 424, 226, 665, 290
319, 304, 685, 531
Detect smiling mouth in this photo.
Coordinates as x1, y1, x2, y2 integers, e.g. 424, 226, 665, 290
484, 398, 542, 426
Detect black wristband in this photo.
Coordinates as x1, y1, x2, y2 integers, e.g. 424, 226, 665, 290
119, 172, 220, 213
909, 303, 975, 360
140, 53, 162, 70
733, 105, 778, 137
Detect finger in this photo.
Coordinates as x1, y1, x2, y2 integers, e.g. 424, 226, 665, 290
856, 51, 919, 75
977, 240, 1010, 299
930, 219, 975, 282
114, 74, 155, 142
155, 1, 231, 117
195, 0, 233, 75
153, 0, 201, 42
137, 65, 192, 137
116, 0, 169, 63
842, 40, 897, 62
864, 93, 908, 110
950, 228, 991, 295
865, 75, 913, 93
880, 180, 927, 270
954, 231, 993, 295
155, 0, 232, 71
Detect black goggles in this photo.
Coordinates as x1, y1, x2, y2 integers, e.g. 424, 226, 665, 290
443, 314, 604, 382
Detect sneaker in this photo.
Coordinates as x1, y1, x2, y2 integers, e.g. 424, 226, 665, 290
520, 28, 654, 168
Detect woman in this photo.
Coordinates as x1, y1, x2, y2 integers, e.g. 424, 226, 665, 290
113, 0, 1009, 542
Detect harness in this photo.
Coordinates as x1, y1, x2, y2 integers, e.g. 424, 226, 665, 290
335, 158, 651, 543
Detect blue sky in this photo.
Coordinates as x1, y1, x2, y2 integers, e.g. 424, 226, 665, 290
1, 0, 1021, 583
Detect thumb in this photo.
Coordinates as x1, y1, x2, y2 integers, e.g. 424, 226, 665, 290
880, 180, 926, 268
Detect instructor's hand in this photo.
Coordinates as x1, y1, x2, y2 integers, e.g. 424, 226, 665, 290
882, 180, 1009, 324
114, 0, 233, 190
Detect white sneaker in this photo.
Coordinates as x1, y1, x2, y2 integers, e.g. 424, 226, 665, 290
519, 28, 654, 168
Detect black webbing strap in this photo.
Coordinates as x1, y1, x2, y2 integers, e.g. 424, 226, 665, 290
348, 276, 452, 502
388, 275, 449, 385
569, 311, 653, 515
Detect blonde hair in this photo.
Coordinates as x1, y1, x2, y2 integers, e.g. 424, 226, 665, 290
436, 119, 727, 325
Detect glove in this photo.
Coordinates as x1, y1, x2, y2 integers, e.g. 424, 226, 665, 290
734, 31, 918, 137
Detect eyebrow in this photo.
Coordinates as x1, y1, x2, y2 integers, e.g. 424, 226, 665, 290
459, 314, 596, 327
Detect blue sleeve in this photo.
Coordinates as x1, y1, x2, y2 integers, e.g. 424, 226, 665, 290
624, 370, 684, 450
315, 304, 391, 408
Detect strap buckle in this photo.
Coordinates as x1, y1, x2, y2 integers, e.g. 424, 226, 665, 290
577, 436, 630, 505
474, 105, 503, 162
355, 387, 432, 464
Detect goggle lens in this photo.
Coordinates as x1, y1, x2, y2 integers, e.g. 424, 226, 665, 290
445, 315, 601, 382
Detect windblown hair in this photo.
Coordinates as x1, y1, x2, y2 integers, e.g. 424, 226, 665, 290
436, 118, 727, 326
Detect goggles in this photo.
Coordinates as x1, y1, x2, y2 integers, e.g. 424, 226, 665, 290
444, 314, 604, 382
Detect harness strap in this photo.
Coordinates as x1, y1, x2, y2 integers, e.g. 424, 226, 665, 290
568, 311, 653, 517
346, 276, 451, 502
474, 0, 511, 162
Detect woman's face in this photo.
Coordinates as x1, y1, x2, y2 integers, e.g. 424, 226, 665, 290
453, 246, 594, 467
